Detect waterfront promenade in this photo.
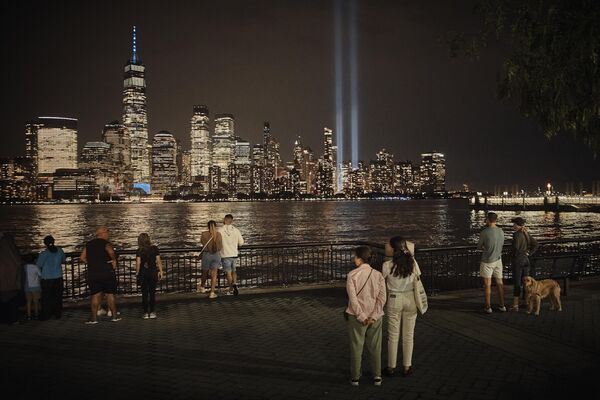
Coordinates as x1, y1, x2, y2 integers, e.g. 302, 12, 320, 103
2, 278, 599, 400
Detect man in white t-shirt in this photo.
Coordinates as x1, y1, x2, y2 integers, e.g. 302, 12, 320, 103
218, 214, 244, 295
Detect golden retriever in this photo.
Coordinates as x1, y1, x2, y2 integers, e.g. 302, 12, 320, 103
523, 276, 562, 316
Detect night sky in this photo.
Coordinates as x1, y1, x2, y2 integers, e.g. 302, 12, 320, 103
2, 0, 599, 191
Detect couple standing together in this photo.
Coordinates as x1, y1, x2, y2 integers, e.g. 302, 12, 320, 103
345, 236, 422, 386
199, 214, 245, 299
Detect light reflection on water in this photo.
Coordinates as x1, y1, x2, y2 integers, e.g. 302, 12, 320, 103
1, 200, 599, 253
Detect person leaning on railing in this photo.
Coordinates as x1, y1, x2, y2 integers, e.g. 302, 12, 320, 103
345, 245, 386, 387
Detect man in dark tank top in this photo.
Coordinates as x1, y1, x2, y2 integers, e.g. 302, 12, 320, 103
80, 226, 120, 324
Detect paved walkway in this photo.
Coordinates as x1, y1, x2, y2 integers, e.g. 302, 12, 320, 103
2, 278, 600, 400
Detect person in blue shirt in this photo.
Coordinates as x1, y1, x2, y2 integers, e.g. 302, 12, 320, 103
37, 235, 66, 320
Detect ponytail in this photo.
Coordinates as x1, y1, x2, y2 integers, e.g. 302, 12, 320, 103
43, 235, 58, 253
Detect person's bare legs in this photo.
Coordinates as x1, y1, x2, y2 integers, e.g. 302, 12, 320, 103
210, 268, 218, 293
90, 293, 101, 321
106, 294, 117, 318
200, 270, 209, 291
483, 277, 492, 309
494, 277, 505, 307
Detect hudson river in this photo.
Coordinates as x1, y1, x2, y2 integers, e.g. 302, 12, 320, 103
1, 199, 599, 252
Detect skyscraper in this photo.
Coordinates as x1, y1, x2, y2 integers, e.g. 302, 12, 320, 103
212, 114, 235, 188
102, 121, 132, 195
151, 131, 178, 196
190, 105, 211, 187
34, 117, 78, 176
420, 152, 446, 193
318, 127, 335, 196
123, 26, 150, 185
231, 137, 252, 194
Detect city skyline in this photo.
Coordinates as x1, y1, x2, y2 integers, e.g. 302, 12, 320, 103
2, 0, 599, 191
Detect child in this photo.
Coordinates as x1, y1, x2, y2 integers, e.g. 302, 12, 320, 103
23, 254, 41, 320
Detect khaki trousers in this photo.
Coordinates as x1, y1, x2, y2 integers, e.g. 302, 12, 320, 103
347, 314, 382, 379
386, 291, 417, 369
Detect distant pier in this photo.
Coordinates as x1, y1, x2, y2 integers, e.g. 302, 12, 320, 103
470, 195, 600, 212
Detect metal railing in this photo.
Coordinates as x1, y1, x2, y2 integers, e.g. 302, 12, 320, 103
56, 237, 600, 300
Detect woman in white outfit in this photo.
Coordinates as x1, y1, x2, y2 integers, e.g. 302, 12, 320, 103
382, 236, 419, 377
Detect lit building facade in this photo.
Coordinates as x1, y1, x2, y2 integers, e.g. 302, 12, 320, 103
231, 137, 252, 194
35, 117, 78, 176
420, 152, 446, 193
151, 131, 178, 196
52, 169, 97, 200
190, 105, 211, 187
212, 114, 235, 188
102, 121, 132, 196
123, 26, 150, 185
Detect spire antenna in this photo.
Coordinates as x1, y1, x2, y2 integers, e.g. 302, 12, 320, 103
132, 25, 137, 63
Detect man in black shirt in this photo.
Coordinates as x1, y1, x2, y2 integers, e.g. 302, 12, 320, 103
80, 226, 120, 324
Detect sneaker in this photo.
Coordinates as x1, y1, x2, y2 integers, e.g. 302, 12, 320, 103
199, 287, 208, 294
350, 379, 359, 387
110, 317, 122, 322
498, 305, 507, 313
233, 284, 239, 296
85, 320, 98, 325
511, 305, 519, 312
107, 310, 113, 318
97, 308, 107, 317
149, 312, 157, 319
402, 366, 413, 377
484, 307, 493, 314
209, 291, 218, 299
383, 367, 396, 377
373, 377, 382, 386
225, 290, 233, 296
143, 313, 149, 319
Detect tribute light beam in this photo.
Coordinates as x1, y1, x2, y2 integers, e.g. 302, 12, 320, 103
349, 0, 359, 168
334, 0, 344, 191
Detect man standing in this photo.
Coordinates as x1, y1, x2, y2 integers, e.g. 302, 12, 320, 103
218, 214, 244, 295
80, 226, 120, 324
478, 212, 507, 314
510, 217, 539, 311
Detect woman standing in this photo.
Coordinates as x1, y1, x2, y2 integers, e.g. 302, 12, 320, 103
37, 235, 66, 320
136, 233, 164, 319
345, 246, 386, 386
382, 236, 419, 377
200, 220, 223, 299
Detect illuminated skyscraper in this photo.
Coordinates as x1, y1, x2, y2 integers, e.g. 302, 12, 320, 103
262, 121, 281, 194
212, 114, 235, 188
231, 137, 251, 194
102, 121, 132, 195
123, 26, 150, 184
420, 152, 446, 193
318, 127, 335, 196
190, 105, 211, 186
34, 117, 78, 176
151, 131, 178, 196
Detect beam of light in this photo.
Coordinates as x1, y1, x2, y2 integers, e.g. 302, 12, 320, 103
334, 0, 344, 192
349, 0, 359, 168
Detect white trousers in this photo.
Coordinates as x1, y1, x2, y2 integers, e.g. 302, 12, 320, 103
386, 290, 418, 368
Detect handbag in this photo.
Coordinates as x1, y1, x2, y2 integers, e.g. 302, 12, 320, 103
413, 274, 428, 315
343, 268, 374, 321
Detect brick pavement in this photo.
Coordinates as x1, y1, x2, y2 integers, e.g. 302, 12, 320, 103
1, 278, 599, 400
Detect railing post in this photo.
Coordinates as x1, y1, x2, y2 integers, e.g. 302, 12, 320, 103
329, 244, 334, 280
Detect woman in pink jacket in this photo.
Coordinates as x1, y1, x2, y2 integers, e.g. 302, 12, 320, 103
345, 246, 387, 386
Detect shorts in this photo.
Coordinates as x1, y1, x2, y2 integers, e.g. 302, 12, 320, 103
88, 278, 117, 295
24, 286, 41, 294
201, 252, 221, 270
221, 257, 237, 273
480, 259, 503, 279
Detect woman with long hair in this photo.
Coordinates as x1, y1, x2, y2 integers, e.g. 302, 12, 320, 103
136, 233, 164, 319
345, 246, 386, 386
37, 235, 66, 320
382, 236, 420, 377
200, 220, 223, 299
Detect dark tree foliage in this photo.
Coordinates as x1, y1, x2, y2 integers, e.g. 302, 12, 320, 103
448, 0, 600, 155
